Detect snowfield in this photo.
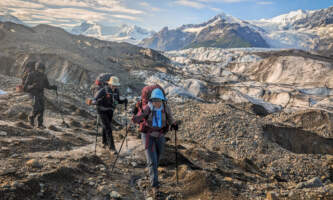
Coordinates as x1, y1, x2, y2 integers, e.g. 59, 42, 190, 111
131, 47, 333, 113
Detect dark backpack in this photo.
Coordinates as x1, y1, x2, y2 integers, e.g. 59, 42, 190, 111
21, 61, 36, 85
90, 73, 113, 95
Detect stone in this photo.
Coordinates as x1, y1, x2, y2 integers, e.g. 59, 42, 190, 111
131, 162, 138, 167
266, 191, 278, 200
251, 104, 269, 117
166, 194, 177, 200
98, 185, 109, 195
88, 181, 95, 186
288, 191, 295, 198
11, 181, 21, 188
15, 122, 32, 129
48, 125, 60, 131
11, 153, 19, 158
0, 168, 16, 175
224, 177, 233, 182
249, 185, 255, 191
183, 79, 208, 98
296, 177, 323, 189
69, 119, 82, 127
17, 112, 28, 120
146, 197, 153, 200
26, 159, 42, 168
0, 131, 7, 136
110, 191, 121, 199
1, 147, 9, 151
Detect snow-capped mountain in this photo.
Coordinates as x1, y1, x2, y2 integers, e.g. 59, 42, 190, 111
141, 6, 333, 52
251, 6, 333, 50
0, 13, 25, 25
71, 21, 104, 36
71, 21, 155, 44
254, 9, 313, 31
140, 13, 268, 51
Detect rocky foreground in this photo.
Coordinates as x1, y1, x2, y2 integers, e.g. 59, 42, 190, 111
0, 74, 332, 200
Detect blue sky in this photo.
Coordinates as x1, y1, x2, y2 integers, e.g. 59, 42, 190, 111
0, 0, 332, 31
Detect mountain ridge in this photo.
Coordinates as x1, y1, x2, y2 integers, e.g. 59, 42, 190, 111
71, 21, 155, 44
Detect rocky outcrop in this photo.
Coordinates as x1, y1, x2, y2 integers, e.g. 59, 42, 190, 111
0, 22, 171, 90
291, 6, 333, 29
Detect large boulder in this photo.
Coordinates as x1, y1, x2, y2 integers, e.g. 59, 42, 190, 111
183, 79, 208, 98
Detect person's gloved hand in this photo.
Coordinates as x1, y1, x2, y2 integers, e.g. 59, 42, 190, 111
86, 98, 93, 106
170, 123, 179, 131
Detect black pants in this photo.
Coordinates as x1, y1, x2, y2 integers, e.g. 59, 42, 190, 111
30, 94, 45, 126
98, 111, 115, 150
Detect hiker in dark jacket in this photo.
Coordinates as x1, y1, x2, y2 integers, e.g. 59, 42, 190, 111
132, 88, 178, 196
92, 76, 128, 152
23, 62, 57, 128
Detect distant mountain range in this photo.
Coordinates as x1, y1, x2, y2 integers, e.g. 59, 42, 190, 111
0, 13, 25, 25
0, 21, 170, 89
70, 21, 155, 44
140, 14, 269, 51
141, 6, 333, 51
0, 14, 154, 45
1, 6, 333, 52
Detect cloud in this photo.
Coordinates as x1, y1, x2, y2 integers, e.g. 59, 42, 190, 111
174, 0, 206, 9
24, 20, 53, 25
1, 0, 147, 28
32, 0, 89, 7
0, 0, 45, 9
93, 6, 144, 15
197, 0, 249, 2
111, 14, 141, 21
256, 1, 273, 5
173, 0, 250, 10
139, 2, 161, 12
10, 7, 108, 23
32, 0, 144, 14
210, 7, 222, 12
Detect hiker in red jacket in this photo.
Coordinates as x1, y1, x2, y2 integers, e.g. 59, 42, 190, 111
132, 88, 178, 196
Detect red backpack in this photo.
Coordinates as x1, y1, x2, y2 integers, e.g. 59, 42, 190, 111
134, 84, 165, 113
134, 84, 167, 133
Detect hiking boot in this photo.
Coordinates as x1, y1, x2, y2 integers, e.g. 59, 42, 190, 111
37, 125, 46, 129
109, 149, 118, 155
152, 187, 159, 199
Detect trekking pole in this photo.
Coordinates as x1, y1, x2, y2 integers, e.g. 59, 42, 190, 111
175, 129, 179, 185
111, 128, 129, 173
125, 103, 128, 151
55, 90, 68, 127
95, 115, 99, 155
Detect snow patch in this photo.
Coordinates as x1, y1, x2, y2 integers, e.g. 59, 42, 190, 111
0, 90, 7, 95
183, 17, 222, 34
299, 87, 333, 96
84, 41, 91, 47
